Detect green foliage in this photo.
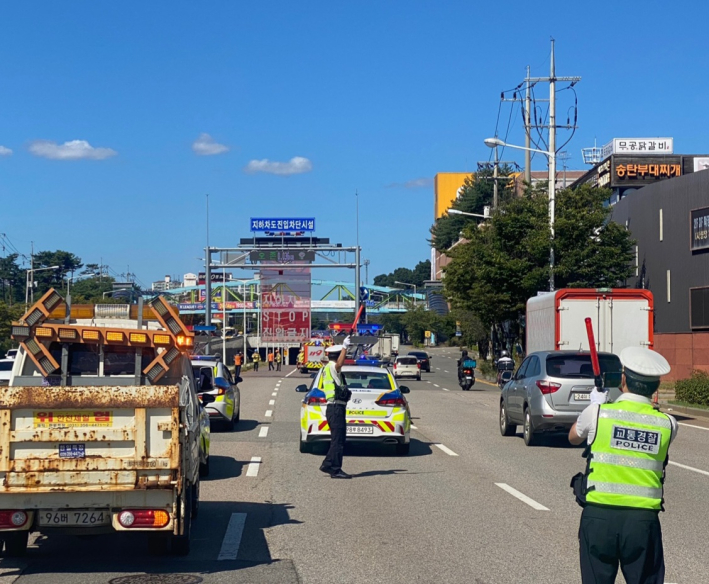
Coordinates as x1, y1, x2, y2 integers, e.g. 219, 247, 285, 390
0, 301, 24, 356
0, 254, 25, 304
32, 250, 83, 296
430, 167, 515, 252
399, 306, 455, 345
443, 184, 635, 327
675, 370, 709, 407
69, 276, 116, 303
373, 260, 431, 289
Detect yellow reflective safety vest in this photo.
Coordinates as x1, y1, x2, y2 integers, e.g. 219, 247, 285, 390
321, 363, 337, 401
585, 400, 672, 510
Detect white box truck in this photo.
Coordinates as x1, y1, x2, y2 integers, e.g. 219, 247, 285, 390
526, 288, 653, 356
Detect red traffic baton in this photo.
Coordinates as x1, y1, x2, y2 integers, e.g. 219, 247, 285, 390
350, 304, 365, 335
584, 317, 604, 391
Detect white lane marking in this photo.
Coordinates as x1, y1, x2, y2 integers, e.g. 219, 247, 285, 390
277, 380, 282, 385
427, 381, 432, 384
442, 388, 450, 391
217, 512, 247, 560
258, 426, 269, 438
269, 399, 276, 405
436, 367, 441, 370
444, 370, 449, 373
433, 384, 440, 388
411, 424, 418, 430
495, 483, 549, 511
678, 422, 709, 431
265, 410, 273, 417
245, 456, 262, 477
434, 443, 458, 456
668, 460, 709, 477
285, 369, 296, 378
272, 392, 277, 396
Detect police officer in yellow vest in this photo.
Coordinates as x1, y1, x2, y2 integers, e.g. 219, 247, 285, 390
319, 337, 352, 479
569, 347, 677, 584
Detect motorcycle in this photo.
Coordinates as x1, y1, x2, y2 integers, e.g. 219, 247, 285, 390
459, 367, 475, 391
498, 369, 513, 390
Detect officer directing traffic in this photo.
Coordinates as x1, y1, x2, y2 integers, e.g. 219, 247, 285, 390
568, 346, 677, 584
319, 337, 352, 479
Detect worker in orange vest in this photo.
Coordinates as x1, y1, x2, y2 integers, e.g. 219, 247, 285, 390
267, 350, 275, 371
233, 351, 242, 378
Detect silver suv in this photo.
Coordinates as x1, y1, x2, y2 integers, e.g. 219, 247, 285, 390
499, 351, 622, 446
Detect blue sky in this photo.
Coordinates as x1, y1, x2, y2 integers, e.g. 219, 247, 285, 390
1, 1, 708, 288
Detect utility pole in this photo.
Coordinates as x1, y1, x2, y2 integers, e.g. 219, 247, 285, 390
525, 65, 531, 184
493, 145, 499, 209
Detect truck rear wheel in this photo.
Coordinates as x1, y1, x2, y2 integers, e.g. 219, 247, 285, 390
171, 486, 192, 556
4, 532, 28, 557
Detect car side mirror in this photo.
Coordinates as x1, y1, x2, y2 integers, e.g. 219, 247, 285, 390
400, 386, 410, 394
295, 384, 309, 393
200, 393, 216, 404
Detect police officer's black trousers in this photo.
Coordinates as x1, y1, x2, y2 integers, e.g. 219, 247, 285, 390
322, 404, 346, 473
579, 505, 664, 584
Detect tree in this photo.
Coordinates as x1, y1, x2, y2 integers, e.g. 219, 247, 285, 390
0, 301, 24, 357
32, 250, 83, 296
0, 254, 24, 304
373, 260, 431, 288
430, 166, 515, 252
444, 184, 635, 327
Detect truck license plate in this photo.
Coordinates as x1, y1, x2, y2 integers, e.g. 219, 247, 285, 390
59, 444, 85, 459
574, 393, 591, 401
38, 510, 110, 527
347, 425, 374, 435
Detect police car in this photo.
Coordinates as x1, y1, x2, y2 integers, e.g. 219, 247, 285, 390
191, 356, 241, 431
297, 365, 412, 455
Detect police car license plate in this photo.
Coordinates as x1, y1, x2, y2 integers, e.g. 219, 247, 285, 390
574, 393, 590, 401
38, 509, 110, 527
347, 425, 374, 434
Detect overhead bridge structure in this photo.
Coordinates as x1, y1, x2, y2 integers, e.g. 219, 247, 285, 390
164, 279, 425, 316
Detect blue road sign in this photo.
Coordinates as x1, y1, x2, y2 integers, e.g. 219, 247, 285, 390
250, 218, 315, 232
359, 287, 370, 301
193, 325, 217, 332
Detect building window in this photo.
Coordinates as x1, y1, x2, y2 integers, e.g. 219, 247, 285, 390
659, 209, 663, 242
690, 287, 709, 329
666, 270, 671, 303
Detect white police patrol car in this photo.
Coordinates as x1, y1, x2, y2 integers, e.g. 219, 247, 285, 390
297, 365, 412, 455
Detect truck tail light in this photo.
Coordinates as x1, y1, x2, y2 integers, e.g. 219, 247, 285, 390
0, 510, 28, 529
118, 509, 170, 528
536, 380, 562, 394
306, 396, 327, 405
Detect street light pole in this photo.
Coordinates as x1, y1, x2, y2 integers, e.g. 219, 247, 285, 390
493, 144, 499, 210
548, 39, 557, 292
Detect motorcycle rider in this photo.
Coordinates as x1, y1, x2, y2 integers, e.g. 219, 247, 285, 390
457, 349, 470, 383
496, 350, 514, 384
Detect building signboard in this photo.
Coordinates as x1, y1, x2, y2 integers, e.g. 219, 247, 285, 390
611, 155, 682, 188
250, 218, 315, 232
691, 207, 709, 252
602, 138, 673, 159
260, 269, 311, 342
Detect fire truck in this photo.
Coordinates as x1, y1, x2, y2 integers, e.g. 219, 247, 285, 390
0, 290, 208, 556
297, 339, 331, 374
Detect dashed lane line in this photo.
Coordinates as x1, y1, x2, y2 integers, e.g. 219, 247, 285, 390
245, 456, 262, 478
433, 384, 440, 388
411, 425, 418, 430
269, 399, 276, 405
258, 426, 269, 438
495, 483, 549, 511
265, 410, 273, 417
444, 370, 450, 373
217, 512, 248, 560
434, 443, 459, 456
442, 388, 450, 391
678, 422, 709, 431
427, 381, 432, 384
272, 392, 277, 396
668, 460, 709, 477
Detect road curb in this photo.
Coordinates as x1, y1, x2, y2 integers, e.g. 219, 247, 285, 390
659, 402, 709, 420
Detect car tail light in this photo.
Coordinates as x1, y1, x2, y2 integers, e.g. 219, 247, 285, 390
393, 363, 397, 369
0, 510, 28, 529
417, 363, 421, 369
118, 509, 170, 528
536, 380, 562, 394
306, 396, 327, 405
216, 387, 226, 396
376, 396, 406, 407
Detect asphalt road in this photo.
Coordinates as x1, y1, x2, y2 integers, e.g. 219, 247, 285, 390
2, 347, 708, 583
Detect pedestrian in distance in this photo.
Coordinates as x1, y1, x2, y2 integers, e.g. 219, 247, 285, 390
275, 349, 281, 371
234, 351, 242, 378
252, 350, 260, 372
568, 347, 676, 584
267, 350, 275, 371
319, 337, 352, 479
